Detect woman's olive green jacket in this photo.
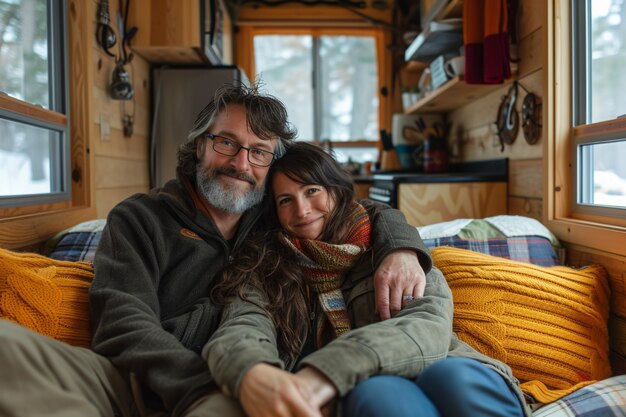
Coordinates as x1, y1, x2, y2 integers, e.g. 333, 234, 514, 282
202, 203, 532, 417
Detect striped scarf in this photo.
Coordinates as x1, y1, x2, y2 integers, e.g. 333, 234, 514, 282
279, 202, 371, 347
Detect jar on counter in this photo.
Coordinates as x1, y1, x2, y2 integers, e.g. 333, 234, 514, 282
423, 134, 448, 173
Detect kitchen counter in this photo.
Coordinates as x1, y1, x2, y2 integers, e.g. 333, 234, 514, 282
369, 158, 508, 184
367, 159, 509, 225
370, 171, 507, 183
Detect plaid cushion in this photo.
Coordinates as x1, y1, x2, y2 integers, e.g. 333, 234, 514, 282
47, 231, 102, 262
532, 375, 626, 417
423, 236, 560, 266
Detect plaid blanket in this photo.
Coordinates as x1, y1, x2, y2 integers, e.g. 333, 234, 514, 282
47, 231, 102, 263
45, 219, 106, 263
532, 375, 626, 417
423, 235, 560, 266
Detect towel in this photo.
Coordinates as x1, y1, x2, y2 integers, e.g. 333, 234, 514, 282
464, 0, 511, 84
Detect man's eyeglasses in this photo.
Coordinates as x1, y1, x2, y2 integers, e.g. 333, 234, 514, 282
204, 133, 276, 167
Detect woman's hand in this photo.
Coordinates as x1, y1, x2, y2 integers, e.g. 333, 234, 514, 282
374, 249, 426, 319
239, 363, 325, 417
294, 366, 338, 411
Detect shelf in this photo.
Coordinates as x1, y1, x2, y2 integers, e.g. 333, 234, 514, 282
405, 61, 428, 72
404, 29, 464, 63
404, 76, 515, 114
437, 0, 463, 21
405, 0, 465, 63
421, 0, 464, 28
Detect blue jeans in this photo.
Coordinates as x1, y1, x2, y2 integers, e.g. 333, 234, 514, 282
343, 357, 524, 417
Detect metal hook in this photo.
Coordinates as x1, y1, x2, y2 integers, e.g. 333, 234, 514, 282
96, 0, 117, 58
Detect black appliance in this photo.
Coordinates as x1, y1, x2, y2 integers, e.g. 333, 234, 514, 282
151, 66, 248, 188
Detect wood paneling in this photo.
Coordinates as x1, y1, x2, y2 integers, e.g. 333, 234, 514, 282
90, 1, 151, 218
509, 159, 543, 198
507, 157, 544, 222
92, 87, 150, 137
0, 207, 95, 250
91, 125, 149, 160
398, 182, 508, 226
519, 0, 545, 37
0, 95, 67, 126
237, 5, 392, 26
127, 0, 235, 64
517, 28, 543, 78
0, 201, 71, 219
448, 69, 544, 162
95, 187, 147, 219
130, 48, 204, 64
95, 156, 150, 189
68, 0, 95, 209
565, 244, 626, 375
404, 76, 516, 114
508, 197, 542, 221
128, 0, 204, 63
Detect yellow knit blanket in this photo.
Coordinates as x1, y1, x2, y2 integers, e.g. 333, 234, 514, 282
0, 248, 93, 348
432, 246, 611, 404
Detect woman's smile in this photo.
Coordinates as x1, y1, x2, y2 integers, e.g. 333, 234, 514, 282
273, 172, 335, 240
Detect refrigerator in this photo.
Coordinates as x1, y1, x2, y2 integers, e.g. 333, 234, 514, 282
151, 66, 248, 188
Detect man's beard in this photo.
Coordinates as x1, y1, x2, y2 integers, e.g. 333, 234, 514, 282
195, 163, 265, 214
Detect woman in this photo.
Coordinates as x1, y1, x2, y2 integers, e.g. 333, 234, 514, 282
204, 142, 530, 417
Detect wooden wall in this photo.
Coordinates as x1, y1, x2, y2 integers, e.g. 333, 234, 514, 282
565, 244, 626, 374
447, 2, 546, 222
90, 0, 151, 218
0, 0, 150, 249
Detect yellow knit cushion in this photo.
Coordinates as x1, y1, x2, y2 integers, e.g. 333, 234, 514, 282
431, 246, 611, 404
0, 248, 93, 348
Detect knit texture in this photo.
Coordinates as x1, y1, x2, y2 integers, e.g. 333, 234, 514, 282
280, 203, 371, 347
432, 246, 611, 404
0, 248, 93, 348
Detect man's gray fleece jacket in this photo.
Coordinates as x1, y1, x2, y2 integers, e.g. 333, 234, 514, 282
88, 177, 434, 416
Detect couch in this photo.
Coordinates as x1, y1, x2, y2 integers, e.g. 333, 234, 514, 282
1, 215, 624, 416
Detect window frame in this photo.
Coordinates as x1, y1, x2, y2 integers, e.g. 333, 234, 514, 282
0, 0, 71, 208
238, 25, 389, 147
0, 0, 96, 250
547, 0, 626, 257
569, 0, 626, 220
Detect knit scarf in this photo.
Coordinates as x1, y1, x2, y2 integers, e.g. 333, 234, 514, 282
279, 202, 371, 347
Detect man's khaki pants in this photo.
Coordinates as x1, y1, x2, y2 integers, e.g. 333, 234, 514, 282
0, 319, 245, 417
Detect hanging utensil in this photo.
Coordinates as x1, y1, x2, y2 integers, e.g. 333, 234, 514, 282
522, 92, 542, 145
96, 0, 117, 57
496, 81, 519, 151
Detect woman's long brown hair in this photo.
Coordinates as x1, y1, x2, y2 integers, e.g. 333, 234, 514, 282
212, 142, 358, 361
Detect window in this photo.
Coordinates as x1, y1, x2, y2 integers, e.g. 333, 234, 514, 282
0, 0, 69, 208
251, 28, 381, 164
572, 0, 626, 216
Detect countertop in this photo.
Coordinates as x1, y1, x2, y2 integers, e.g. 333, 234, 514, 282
359, 159, 509, 184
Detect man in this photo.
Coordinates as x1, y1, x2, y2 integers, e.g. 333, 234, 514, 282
0, 84, 428, 417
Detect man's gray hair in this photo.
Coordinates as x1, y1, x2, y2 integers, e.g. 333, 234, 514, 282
177, 83, 296, 178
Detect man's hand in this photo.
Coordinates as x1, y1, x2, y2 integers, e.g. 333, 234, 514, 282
373, 249, 426, 320
239, 363, 323, 417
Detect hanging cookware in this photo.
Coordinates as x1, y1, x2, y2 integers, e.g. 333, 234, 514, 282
96, 0, 117, 57
522, 92, 542, 145
496, 81, 519, 152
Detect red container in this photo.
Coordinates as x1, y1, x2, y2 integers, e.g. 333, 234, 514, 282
423, 134, 448, 173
